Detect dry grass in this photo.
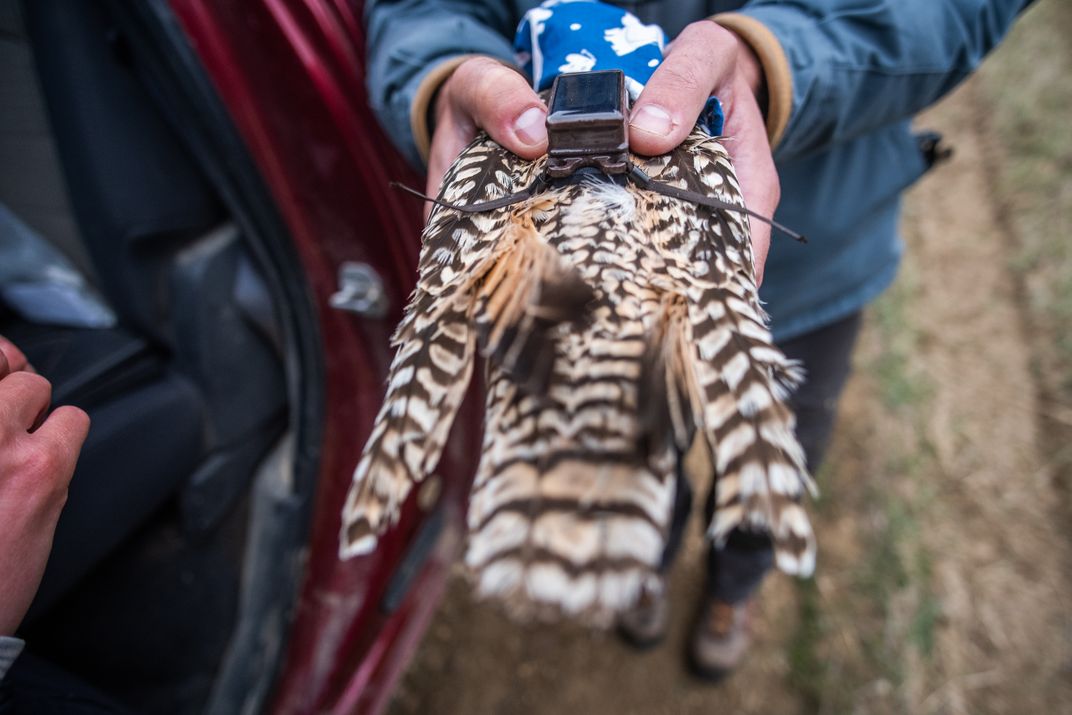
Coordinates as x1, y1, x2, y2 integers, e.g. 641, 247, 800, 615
790, 4, 1072, 711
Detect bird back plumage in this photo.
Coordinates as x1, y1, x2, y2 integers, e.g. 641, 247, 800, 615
340, 127, 816, 623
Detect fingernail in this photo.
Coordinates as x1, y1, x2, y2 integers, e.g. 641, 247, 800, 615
630, 104, 673, 136
514, 107, 547, 145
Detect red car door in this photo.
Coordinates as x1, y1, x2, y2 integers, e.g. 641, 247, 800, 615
166, 2, 481, 712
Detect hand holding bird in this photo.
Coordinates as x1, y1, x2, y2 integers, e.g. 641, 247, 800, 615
426, 20, 777, 282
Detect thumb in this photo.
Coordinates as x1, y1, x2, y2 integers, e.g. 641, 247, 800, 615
0, 335, 30, 376
448, 57, 548, 159
628, 21, 737, 156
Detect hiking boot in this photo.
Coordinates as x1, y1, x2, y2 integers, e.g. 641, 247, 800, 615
688, 596, 752, 681
617, 575, 669, 649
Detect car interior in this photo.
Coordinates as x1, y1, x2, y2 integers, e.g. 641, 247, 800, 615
1, 1, 320, 712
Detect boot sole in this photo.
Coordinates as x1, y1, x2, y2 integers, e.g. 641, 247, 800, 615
686, 649, 734, 683
616, 623, 667, 651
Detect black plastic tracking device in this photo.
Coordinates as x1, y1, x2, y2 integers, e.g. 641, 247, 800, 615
545, 69, 630, 178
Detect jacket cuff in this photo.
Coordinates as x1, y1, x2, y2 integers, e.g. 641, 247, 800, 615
710, 13, 792, 149
0, 636, 24, 682
410, 55, 481, 165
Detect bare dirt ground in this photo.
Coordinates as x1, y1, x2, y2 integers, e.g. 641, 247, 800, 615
388, 4, 1072, 713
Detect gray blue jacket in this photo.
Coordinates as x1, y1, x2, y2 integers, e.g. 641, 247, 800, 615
365, 0, 1030, 340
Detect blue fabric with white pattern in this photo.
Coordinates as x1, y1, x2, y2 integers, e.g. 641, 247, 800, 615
513, 0, 724, 136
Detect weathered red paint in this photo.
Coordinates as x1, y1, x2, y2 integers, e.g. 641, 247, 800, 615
166, 2, 478, 712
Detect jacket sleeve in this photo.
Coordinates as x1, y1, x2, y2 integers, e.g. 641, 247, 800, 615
364, 0, 519, 167
0, 636, 24, 682
725, 0, 1033, 162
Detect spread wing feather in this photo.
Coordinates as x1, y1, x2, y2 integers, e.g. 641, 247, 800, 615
340, 138, 591, 557
342, 125, 817, 620
636, 133, 817, 576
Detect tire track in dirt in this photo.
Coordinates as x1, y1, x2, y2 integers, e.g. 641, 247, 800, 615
818, 78, 1072, 713
903, 83, 1072, 715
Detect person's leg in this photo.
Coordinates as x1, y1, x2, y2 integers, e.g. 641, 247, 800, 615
781, 310, 865, 475
660, 460, 695, 572
691, 311, 863, 677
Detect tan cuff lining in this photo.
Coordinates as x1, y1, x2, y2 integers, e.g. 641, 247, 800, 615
410, 55, 483, 165
711, 13, 792, 149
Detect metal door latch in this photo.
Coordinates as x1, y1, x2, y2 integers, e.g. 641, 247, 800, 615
329, 261, 388, 318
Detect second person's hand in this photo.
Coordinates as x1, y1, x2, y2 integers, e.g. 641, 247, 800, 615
0, 335, 90, 636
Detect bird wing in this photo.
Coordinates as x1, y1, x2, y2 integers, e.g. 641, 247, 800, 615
340, 137, 591, 558
636, 130, 817, 576
343, 125, 816, 612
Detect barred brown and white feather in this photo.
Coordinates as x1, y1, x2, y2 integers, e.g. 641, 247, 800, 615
634, 131, 817, 576
464, 179, 677, 623
341, 124, 817, 618
340, 137, 557, 557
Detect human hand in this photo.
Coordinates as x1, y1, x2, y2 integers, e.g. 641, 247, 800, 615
0, 334, 90, 636
628, 20, 778, 285
426, 57, 548, 216
426, 27, 777, 283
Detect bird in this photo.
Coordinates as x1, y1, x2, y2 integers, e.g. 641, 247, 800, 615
338, 124, 817, 625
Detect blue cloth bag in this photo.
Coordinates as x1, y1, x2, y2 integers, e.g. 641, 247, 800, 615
513, 0, 724, 136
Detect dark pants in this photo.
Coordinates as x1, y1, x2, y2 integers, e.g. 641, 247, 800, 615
661, 311, 863, 604
0, 653, 130, 714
